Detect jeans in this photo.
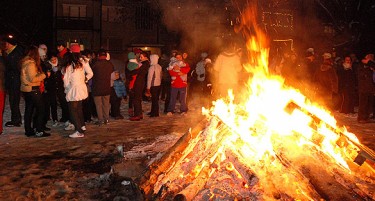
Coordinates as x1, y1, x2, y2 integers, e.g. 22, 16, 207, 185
68, 101, 85, 133
24, 90, 44, 133
167, 87, 187, 113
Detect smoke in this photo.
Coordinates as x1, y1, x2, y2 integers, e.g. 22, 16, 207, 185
157, 0, 230, 54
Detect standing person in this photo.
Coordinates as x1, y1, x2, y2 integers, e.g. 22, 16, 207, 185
91, 49, 114, 125
2, 35, 24, 127
357, 53, 375, 123
213, 41, 243, 98
63, 53, 92, 138
129, 52, 150, 121
56, 40, 71, 124
166, 52, 190, 116
0, 52, 5, 135
125, 51, 139, 117
44, 54, 61, 126
20, 46, 49, 137
146, 54, 162, 117
337, 56, 356, 115
111, 71, 126, 119
313, 52, 339, 110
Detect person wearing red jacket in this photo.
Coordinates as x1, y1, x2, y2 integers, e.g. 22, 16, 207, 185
166, 52, 190, 116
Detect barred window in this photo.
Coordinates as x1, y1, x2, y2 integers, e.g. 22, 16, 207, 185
135, 6, 153, 30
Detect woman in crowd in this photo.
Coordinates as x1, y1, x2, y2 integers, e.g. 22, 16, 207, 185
63, 53, 93, 138
129, 52, 150, 121
146, 54, 162, 117
20, 46, 49, 137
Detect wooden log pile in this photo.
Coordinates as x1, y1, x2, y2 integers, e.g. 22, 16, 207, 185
139, 115, 375, 200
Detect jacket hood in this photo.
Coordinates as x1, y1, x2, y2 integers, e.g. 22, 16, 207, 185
150, 54, 159, 66
128, 52, 136, 60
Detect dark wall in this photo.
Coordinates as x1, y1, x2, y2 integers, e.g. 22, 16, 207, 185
0, 0, 53, 48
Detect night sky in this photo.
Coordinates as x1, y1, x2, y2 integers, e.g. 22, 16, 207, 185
0, 0, 53, 47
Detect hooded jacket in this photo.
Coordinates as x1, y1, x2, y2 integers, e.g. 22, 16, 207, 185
147, 54, 162, 89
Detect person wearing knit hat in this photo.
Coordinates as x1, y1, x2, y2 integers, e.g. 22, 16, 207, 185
70, 43, 81, 53
126, 51, 141, 117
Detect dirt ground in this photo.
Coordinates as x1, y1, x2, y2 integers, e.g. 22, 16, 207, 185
0, 97, 374, 200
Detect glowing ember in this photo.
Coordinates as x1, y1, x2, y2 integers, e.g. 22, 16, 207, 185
140, 5, 375, 201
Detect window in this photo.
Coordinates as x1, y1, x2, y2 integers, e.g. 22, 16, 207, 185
62, 4, 87, 18
135, 6, 153, 30
102, 6, 125, 22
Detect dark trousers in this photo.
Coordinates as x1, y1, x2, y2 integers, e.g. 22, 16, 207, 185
68, 101, 85, 133
160, 81, 169, 100
110, 87, 122, 117
83, 92, 96, 121
8, 89, 22, 124
133, 85, 144, 117
150, 86, 161, 116
340, 89, 355, 114
358, 92, 373, 121
163, 83, 171, 113
42, 92, 51, 124
24, 90, 44, 134
57, 89, 69, 122
46, 91, 58, 122
0, 91, 5, 133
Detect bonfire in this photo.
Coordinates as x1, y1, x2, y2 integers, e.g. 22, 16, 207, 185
139, 5, 375, 201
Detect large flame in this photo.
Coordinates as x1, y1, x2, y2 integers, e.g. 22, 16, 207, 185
202, 5, 365, 199
143, 5, 374, 201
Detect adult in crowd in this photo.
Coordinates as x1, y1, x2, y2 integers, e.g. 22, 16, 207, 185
63, 53, 92, 138
0, 51, 5, 135
56, 40, 71, 124
146, 54, 162, 117
213, 41, 242, 98
20, 46, 48, 137
44, 54, 63, 127
91, 49, 114, 125
357, 53, 375, 123
337, 56, 356, 115
130, 52, 150, 121
2, 35, 24, 127
166, 52, 190, 116
313, 52, 339, 110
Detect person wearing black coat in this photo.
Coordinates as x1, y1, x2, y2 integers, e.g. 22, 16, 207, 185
129, 52, 150, 121
357, 54, 375, 123
3, 36, 24, 127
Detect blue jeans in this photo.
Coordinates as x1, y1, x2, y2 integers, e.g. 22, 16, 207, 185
167, 87, 187, 113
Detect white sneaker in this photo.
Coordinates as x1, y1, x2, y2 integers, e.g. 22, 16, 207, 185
64, 123, 75, 131
81, 126, 86, 131
52, 121, 59, 127
166, 112, 173, 116
69, 131, 84, 138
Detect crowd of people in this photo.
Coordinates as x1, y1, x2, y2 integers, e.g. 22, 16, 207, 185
0, 34, 375, 139
272, 47, 375, 124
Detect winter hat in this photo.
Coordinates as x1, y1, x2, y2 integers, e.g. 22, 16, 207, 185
39, 44, 47, 51
70, 43, 81, 53
127, 52, 138, 71
4, 34, 17, 45
201, 52, 208, 58
128, 52, 136, 60
322, 53, 332, 59
133, 48, 142, 54
306, 48, 314, 57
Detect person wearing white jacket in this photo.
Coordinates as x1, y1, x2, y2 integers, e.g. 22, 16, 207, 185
63, 53, 93, 138
146, 54, 162, 117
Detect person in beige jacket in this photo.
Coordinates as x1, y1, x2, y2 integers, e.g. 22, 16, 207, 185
20, 46, 49, 137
